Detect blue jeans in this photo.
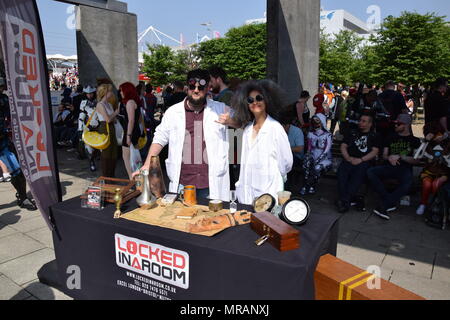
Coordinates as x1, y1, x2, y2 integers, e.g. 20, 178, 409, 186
367, 164, 413, 209
337, 160, 371, 204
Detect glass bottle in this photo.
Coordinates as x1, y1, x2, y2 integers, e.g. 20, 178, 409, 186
230, 190, 237, 213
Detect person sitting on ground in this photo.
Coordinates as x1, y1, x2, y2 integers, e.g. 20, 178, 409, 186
367, 114, 421, 220
280, 113, 305, 191
301, 113, 333, 195
416, 121, 450, 216
54, 103, 71, 144
336, 113, 381, 213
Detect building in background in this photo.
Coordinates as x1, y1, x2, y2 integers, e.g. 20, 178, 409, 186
246, 8, 374, 39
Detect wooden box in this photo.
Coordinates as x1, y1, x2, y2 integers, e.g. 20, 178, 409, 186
314, 254, 425, 300
81, 177, 140, 205
250, 212, 300, 252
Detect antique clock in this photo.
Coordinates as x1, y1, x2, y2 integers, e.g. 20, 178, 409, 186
280, 198, 310, 226
253, 194, 276, 213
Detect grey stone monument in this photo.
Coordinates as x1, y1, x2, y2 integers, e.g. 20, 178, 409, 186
64, 0, 138, 89
267, 0, 320, 104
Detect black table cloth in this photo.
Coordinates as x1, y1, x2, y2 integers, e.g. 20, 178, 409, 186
50, 197, 339, 300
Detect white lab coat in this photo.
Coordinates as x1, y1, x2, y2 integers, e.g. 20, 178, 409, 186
235, 116, 293, 205
153, 99, 230, 201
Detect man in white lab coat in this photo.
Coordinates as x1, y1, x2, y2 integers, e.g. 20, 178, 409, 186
134, 69, 239, 202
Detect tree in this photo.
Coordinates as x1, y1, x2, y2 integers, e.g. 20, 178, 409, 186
319, 29, 364, 86
196, 23, 267, 80
142, 45, 198, 86
369, 12, 450, 85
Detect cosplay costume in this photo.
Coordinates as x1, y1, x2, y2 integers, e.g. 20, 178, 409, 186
302, 113, 333, 193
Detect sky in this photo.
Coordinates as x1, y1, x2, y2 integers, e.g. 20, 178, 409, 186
36, 0, 450, 56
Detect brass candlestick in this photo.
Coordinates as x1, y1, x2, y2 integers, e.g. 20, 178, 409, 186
113, 188, 122, 219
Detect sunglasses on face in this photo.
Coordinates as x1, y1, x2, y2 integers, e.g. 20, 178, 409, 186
188, 78, 208, 91
247, 95, 264, 105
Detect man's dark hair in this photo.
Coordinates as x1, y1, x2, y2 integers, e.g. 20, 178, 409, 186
145, 84, 153, 93
385, 80, 396, 88
173, 81, 184, 91
300, 90, 310, 99
187, 69, 210, 84
208, 66, 228, 84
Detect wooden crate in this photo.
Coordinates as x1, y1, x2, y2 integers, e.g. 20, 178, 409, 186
315, 254, 425, 300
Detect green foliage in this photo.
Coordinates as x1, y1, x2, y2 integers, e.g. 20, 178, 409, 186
197, 23, 267, 80
142, 12, 450, 88
142, 45, 198, 86
319, 29, 364, 86
369, 12, 450, 85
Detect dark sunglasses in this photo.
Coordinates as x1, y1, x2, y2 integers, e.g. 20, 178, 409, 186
188, 78, 208, 91
247, 95, 264, 105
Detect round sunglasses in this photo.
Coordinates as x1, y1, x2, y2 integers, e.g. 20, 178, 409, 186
188, 78, 208, 91
247, 94, 264, 105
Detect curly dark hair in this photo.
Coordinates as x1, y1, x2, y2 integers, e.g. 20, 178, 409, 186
231, 79, 287, 126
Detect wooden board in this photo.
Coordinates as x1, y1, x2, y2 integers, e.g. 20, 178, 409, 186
120, 200, 250, 237
314, 254, 426, 300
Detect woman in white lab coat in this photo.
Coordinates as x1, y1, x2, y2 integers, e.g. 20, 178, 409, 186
233, 80, 293, 205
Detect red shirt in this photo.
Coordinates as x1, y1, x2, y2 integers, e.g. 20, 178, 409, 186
179, 100, 209, 189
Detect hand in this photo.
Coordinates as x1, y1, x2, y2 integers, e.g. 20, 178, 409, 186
126, 136, 132, 147
351, 158, 363, 166
388, 155, 401, 166
131, 165, 148, 179
215, 112, 231, 126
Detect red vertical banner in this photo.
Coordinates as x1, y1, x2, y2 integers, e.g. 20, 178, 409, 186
0, 0, 61, 229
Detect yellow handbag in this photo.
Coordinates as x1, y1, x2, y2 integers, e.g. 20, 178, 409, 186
82, 111, 111, 150
136, 114, 147, 150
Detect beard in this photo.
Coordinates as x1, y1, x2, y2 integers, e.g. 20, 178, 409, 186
187, 95, 207, 109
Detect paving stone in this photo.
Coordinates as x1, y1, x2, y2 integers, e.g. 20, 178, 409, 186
432, 250, 450, 283
21, 280, 73, 300
337, 242, 387, 271
0, 248, 55, 285
27, 227, 54, 249
9, 215, 49, 233
338, 230, 359, 246
389, 270, 450, 300
0, 275, 31, 300
0, 223, 19, 239
382, 241, 435, 278
0, 233, 45, 264
0, 208, 42, 225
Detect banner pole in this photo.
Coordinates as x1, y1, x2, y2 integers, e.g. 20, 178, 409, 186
32, 0, 63, 203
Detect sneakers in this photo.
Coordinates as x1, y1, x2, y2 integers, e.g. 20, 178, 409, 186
351, 196, 366, 212
373, 206, 390, 220
309, 187, 316, 195
300, 187, 307, 196
387, 206, 397, 213
3, 174, 11, 182
90, 161, 97, 172
416, 205, 426, 216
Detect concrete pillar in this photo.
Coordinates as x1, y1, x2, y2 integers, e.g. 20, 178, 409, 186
267, 0, 320, 104
75, 4, 138, 89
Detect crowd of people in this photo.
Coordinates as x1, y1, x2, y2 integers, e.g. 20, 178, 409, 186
49, 67, 79, 91
2, 64, 450, 228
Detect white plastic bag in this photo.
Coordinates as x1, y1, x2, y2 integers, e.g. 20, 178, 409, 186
129, 144, 142, 173
114, 120, 124, 147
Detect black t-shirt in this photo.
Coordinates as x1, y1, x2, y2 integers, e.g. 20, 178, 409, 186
343, 130, 381, 158
379, 89, 407, 120
384, 133, 421, 167
424, 91, 448, 124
